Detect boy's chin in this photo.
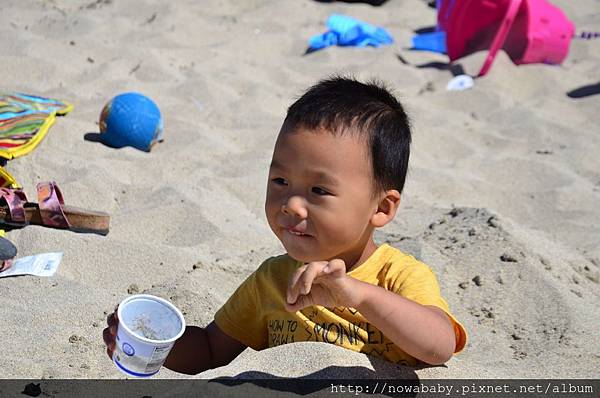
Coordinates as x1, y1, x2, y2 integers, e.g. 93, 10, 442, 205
282, 246, 318, 263
284, 247, 329, 264
287, 253, 316, 263
278, 234, 332, 263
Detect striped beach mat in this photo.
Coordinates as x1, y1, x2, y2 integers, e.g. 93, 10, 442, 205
0, 93, 73, 160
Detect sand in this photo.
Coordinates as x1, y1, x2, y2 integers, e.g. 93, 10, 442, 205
0, 0, 598, 382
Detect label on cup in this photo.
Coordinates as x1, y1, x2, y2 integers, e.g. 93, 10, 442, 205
114, 335, 173, 376
113, 294, 186, 378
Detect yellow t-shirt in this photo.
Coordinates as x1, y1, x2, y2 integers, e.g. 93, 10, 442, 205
214, 244, 467, 365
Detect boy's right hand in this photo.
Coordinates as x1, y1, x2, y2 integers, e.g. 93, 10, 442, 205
285, 259, 364, 312
102, 306, 119, 359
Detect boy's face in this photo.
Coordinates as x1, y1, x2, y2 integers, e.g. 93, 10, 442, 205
265, 127, 381, 266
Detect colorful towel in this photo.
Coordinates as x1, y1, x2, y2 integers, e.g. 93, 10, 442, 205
0, 94, 73, 160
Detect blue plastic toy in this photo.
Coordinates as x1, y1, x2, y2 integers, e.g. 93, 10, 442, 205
308, 14, 394, 51
411, 0, 448, 53
411, 30, 447, 53
99, 93, 163, 152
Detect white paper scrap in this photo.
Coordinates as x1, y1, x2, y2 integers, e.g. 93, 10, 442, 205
0, 252, 63, 278
446, 74, 475, 91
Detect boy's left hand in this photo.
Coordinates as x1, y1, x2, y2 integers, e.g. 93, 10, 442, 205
285, 259, 362, 312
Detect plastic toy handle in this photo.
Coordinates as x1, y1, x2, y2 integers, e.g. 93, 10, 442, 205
478, 0, 523, 77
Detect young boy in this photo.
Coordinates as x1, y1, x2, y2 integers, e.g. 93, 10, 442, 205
104, 76, 467, 374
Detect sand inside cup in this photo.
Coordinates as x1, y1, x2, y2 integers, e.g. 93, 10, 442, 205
131, 314, 168, 340
130, 314, 169, 341
119, 296, 185, 342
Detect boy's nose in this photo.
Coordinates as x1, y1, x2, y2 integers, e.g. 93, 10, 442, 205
281, 195, 308, 219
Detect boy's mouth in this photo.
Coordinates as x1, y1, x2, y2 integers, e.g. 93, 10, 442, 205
285, 228, 310, 237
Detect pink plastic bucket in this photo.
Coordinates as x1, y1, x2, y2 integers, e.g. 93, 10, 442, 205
504, 0, 575, 65
444, 0, 574, 76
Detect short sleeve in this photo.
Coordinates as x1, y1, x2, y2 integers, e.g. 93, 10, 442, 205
392, 261, 467, 353
214, 268, 267, 350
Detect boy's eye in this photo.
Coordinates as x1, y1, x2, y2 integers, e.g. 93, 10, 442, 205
271, 178, 288, 186
311, 186, 330, 195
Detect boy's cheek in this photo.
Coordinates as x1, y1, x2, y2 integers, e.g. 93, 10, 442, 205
265, 192, 282, 214
265, 203, 279, 222
264, 197, 277, 218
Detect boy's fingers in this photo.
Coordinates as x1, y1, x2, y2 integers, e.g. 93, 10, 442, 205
298, 262, 327, 295
103, 327, 115, 347
285, 293, 312, 312
106, 305, 120, 326
103, 304, 120, 360
326, 259, 346, 276
287, 264, 309, 304
287, 262, 327, 304
288, 264, 308, 290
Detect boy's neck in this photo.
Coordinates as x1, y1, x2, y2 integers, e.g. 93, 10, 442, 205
346, 238, 378, 272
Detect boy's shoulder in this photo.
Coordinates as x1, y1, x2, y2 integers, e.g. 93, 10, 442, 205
373, 244, 431, 270
357, 244, 442, 296
353, 244, 438, 286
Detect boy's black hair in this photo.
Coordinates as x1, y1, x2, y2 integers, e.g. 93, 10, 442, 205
282, 75, 411, 194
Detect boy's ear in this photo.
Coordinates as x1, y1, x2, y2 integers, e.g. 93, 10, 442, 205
371, 190, 401, 228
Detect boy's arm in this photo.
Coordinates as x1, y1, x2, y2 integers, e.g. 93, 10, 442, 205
353, 281, 456, 365
286, 259, 456, 365
163, 321, 246, 375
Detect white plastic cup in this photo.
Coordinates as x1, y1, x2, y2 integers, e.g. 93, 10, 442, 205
113, 294, 186, 377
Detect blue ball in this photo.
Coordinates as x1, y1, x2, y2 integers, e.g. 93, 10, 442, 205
99, 92, 163, 152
